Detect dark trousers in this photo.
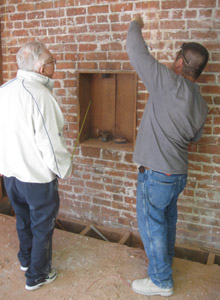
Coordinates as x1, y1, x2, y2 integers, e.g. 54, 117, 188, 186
4, 176, 60, 284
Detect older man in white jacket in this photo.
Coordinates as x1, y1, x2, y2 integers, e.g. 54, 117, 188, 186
0, 41, 72, 290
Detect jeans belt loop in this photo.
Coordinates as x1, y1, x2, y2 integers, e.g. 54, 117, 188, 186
138, 166, 145, 173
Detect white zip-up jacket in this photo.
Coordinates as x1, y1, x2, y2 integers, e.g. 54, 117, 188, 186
0, 70, 72, 183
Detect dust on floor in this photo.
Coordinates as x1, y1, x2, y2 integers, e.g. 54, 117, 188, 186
0, 214, 220, 300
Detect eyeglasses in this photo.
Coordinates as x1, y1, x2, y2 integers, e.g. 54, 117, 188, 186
43, 58, 56, 66
180, 43, 189, 64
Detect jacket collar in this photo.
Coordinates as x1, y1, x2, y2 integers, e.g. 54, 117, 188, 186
17, 69, 54, 91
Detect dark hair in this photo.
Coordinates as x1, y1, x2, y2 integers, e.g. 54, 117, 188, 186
177, 42, 209, 79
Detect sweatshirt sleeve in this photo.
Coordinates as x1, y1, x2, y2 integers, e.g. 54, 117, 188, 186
126, 21, 174, 94
33, 90, 72, 179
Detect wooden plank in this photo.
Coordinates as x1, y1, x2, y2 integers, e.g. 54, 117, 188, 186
119, 232, 132, 246
80, 225, 92, 236
115, 73, 137, 143
207, 253, 215, 265
90, 73, 116, 137
80, 138, 133, 151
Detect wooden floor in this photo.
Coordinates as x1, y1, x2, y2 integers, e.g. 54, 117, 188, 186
0, 213, 220, 300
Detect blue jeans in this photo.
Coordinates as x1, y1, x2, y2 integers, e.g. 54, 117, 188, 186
4, 176, 60, 285
136, 169, 187, 289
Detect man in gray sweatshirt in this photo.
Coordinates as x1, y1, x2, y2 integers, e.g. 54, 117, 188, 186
126, 15, 209, 297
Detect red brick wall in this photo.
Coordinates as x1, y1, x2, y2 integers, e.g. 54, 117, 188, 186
1, 0, 220, 250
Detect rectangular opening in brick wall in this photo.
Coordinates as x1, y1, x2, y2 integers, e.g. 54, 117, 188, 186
77, 72, 137, 151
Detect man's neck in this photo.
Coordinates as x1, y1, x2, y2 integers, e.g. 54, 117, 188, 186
182, 73, 196, 82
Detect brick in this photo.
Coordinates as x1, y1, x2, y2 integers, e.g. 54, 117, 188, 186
187, 20, 212, 29
23, 21, 40, 28
75, 0, 93, 4
160, 20, 185, 30
135, 1, 160, 10
86, 16, 96, 23
27, 11, 44, 20
110, 3, 133, 12
81, 147, 101, 158
111, 23, 129, 32
69, 25, 88, 34
86, 52, 107, 61
64, 80, 77, 88
97, 15, 108, 23
184, 10, 197, 18
122, 62, 133, 71
199, 144, 220, 154
57, 62, 76, 70
189, 0, 216, 8
101, 207, 120, 218
46, 9, 65, 18
99, 62, 121, 70
113, 194, 124, 202
201, 85, 220, 94
188, 162, 202, 172
197, 74, 216, 84
35, 2, 53, 10
102, 150, 122, 161
116, 163, 137, 172
109, 14, 120, 23
203, 165, 220, 174
103, 177, 112, 184
207, 63, 220, 73
79, 44, 97, 52
54, 0, 74, 7
41, 19, 59, 27
199, 9, 213, 18
86, 180, 103, 190
77, 62, 98, 69
75, 16, 86, 25
1, 5, 15, 13
105, 170, 125, 178
101, 43, 122, 51
89, 24, 110, 32
12, 29, 29, 37
88, 5, 109, 14
17, 4, 34, 11
10, 13, 26, 21
191, 30, 218, 40
164, 31, 189, 40
66, 7, 86, 16
216, 10, 220, 18
93, 198, 111, 207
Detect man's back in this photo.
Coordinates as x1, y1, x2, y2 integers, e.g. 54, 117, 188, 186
127, 20, 208, 174
0, 70, 71, 182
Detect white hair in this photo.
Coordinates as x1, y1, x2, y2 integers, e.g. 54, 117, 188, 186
16, 41, 48, 72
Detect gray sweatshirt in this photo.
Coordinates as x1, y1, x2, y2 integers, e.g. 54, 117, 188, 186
126, 21, 208, 174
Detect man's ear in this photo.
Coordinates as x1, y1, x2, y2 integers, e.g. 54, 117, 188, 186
175, 57, 183, 74
39, 65, 45, 75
